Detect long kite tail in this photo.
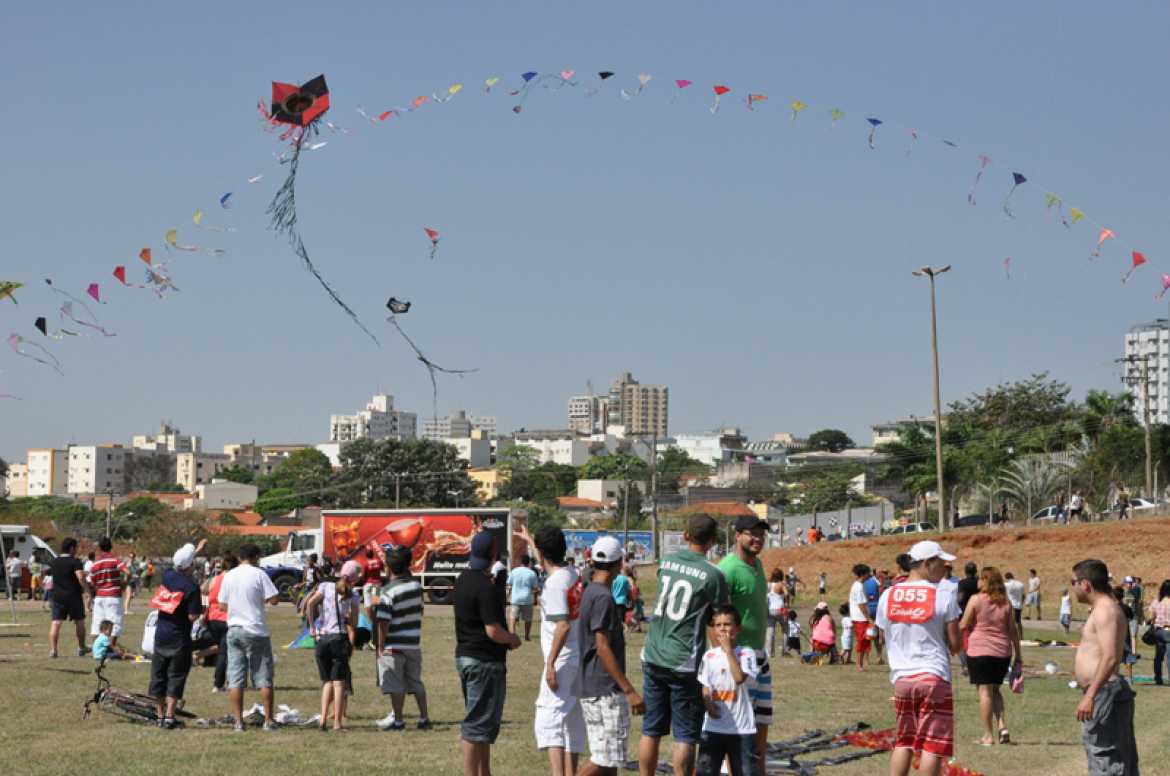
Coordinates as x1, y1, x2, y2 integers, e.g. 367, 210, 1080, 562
267, 132, 380, 346
387, 315, 477, 416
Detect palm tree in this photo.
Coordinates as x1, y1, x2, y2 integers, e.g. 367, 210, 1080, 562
1082, 390, 1136, 441
998, 457, 1070, 523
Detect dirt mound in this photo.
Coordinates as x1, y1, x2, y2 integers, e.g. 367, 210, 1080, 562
761, 516, 1169, 610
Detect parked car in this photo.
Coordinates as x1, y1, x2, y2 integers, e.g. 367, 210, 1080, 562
1032, 505, 1062, 523
884, 522, 935, 535
954, 514, 991, 528
1104, 497, 1160, 517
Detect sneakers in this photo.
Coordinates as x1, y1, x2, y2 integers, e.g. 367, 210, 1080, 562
158, 718, 180, 730
416, 718, 432, 730
232, 722, 246, 733
262, 721, 280, 732
376, 713, 404, 731
78, 647, 91, 657
211, 685, 225, 693
48, 650, 58, 659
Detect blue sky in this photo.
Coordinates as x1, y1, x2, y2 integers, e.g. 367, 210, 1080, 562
3, 1, 1169, 461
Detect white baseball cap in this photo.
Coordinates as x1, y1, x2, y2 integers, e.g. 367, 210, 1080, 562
591, 536, 624, 563
908, 540, 956, 563
1124, 575, 1135, 584
172, 543, 197, 569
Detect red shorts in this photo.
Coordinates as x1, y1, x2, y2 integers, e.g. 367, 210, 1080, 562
893, 673, 954, 758
812, 639, 833, 653
852, 621, 872, 653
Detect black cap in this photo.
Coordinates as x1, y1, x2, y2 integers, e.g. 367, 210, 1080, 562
734, 515, 769, 532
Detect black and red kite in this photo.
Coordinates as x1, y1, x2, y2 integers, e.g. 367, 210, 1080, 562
270, 75, 330, 126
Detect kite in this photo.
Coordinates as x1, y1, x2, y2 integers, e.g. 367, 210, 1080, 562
1122, 251, 1147, 283
865, 118, 882, 149
1090, 228, 1115, 260
265, 74, 379, 346
385, 313, 477, 419
621, 73, 652, 100
746, 93, 768, 111
0, 282, 22, 304
219, 192, 233, 209
1069, 207, 1085, 224
1002, 172, 1027, 219
789, 100, 807, 120
193, 209, 235, 233
829, 108, 845, 126
710, 85, 730, 114
164, 228, 222, 255
247, 174, 264, 184
433, 83, 464, 103
60, 301, 114, 337
967, 154, 991, 205
87, 284, 102, 304
143, 265, 180, 296
905, 128, 918, 157
1044, 193, 1071, 227
484, 76, 500, 93
670, 79, 692, 103
585, 71, 614, 96
34, 316, 77, 340
1003, 257, 1012, 280
113, 266, 144, 290
941, 139, 959, 148
8, 333, 63, 375
424, 227, 440, 260
45, 279, 101, 323
510, 71, 540, 112
1158, 274, 1170, 301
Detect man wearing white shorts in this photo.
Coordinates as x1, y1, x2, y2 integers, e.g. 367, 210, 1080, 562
524, 526, 586, 776
88, 538, 128, 647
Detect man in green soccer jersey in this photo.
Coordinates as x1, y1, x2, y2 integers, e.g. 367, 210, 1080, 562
638, 514, 729, 776
718, 516, 771, 776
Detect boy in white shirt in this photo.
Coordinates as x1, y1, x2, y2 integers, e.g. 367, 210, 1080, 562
765, 589, 785, 657
696, 604, 759, 776
1059, 588, 1072, 633
783, 610, 802, 656
839, 603, 854, 665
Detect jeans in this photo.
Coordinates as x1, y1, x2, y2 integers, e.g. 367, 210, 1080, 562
457, 656, 507, 743
208, 620, 229, 689
641, 662, 702, 744
1154, 628, 1170, 683
696, 731, 759, 776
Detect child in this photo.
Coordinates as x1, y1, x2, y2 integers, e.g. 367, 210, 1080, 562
809, 602, 836, 663
783, 609, 802, 656
765, 587, 786, 657
696, 605, 759, 776
839, 603, 854, 664
1059, 587, 1071, 633
92, 620, 137, 662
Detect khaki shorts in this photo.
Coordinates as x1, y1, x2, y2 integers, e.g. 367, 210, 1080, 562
509, 603, 534, 622
379, 649, 425, 695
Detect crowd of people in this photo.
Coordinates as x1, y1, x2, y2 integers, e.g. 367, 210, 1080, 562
31, 516, 1155, 776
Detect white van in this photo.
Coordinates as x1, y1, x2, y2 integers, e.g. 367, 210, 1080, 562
0, 525, 57, 595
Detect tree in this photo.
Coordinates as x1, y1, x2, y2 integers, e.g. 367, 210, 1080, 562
497, 462, 579, 506
334, 438, 477, 508
496, 444, 541, 473
999, 458, 1069, 523
656, 448, 710, 494
1081, 390, 1137, 442
124, 454, 176, 491
795, 469, 869, 512
806, 429, 855, 453
257, 448, 334, 501
519, 503, 567, 536
578, 454, 648, 482
215, 466, 255, 485
254, 487, 303, 517
110, 496, 170, 539
948, 373, 1077, 439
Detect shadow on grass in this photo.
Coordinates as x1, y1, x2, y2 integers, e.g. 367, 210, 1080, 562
0, 633, 31, 638
45, 667, 90, 675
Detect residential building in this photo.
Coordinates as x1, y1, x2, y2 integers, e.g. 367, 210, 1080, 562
468, 415, 498, 438
1123, 320, 1170, 425
175, 452, 234, 492
222, 443, 289, 477
132, 423, 201, 453
576, 479, 644, 507
330, 394, 418, 443
669, 428, 747, 467
184, 480, 259, 511
315, 442, 342, 468
871, 416, 934, 447
423, 409, 474, 440
68, 445, 130, 495
4, 463, 28, 498
568, 394, 610, 435
27, 449, 69, 497
444, 435, 492, 468
506, 430, 594, 467
733, 440, 789, 466
556, 496, 611, 527
469, 468, 508, 502
607, 371, 669, 437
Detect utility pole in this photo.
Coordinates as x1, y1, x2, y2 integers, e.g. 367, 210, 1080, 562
394, 474, 401, 509
1118, 353, 1154, 498
622, 479, 630, 552
105, 488, 115, 538
913, 265, 951, 530
649, 431, 658, 561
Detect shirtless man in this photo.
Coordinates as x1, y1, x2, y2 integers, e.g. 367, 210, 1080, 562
1071, 559, 1139, 776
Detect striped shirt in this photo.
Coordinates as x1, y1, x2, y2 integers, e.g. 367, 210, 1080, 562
89, 553, 126, 598
376, 576, 423, 650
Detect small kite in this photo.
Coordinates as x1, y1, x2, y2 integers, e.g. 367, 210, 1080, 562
385, 313, 477, 419
510, 71, 540, 112
386, 297, 411, 315
865, 118, 882, 149
1069, 207, 1085, 225
621, 73, 652, 100
1157, 274, 1170, 300
1002, 172, 1027, 219
746, 93, 767, 111
433, 83, 464, 103
87, 283, 102, 304
905, 128, 918, 157
1090, 228, 1115, 260
829, 108, 845, 127
789, 100, 807, 120
968, 154, 992, 205
0, 282, 22, 304
484, 76, 500, 93
424, 227, 440, 260
586, 71, 615, 97
265, 73, 379, 345
1003, 257, 1012, 280
193, 209, 235, 233
670, 79, 692, 103
1122, 251, 1147, 283
45, 279, 101, 323
247, 174, 264, 184
113, 266, 145, 290
1044, 193, 1072, 227
710, 85, 730, 114
144, 265, 181, 296
60, 301, 114, 337
8, 333, 63, 375
35, 316, 77, 340
165, 228, 222, 255
941, 139, 959, 148
219, 192, 233, 209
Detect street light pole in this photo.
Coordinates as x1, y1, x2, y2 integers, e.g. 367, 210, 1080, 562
913, 264, 951, 531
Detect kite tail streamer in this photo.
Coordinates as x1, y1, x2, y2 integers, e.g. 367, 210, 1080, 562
1004, 257, 1012, 280
267, 131, 380, 346
8, 334, 63, 376
387, 315, 477, 418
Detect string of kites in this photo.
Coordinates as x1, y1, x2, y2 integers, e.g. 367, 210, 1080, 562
3, 68, 1166, 397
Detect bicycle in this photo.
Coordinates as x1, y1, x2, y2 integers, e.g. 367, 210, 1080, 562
82, 662, 162, 724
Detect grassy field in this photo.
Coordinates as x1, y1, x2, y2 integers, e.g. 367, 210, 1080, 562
2, 573, 1169, 776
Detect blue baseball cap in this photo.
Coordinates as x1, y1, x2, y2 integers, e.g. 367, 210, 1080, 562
469, 532, 496, 571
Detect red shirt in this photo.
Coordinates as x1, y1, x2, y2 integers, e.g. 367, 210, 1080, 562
206, 572, 228, 622
90, 552, 127, 597
363, 556, 384, 586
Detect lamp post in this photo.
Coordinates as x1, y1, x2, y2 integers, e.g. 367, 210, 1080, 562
912, 264, 951, 531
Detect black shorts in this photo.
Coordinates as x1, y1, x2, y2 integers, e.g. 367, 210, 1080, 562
51, 596, 85, 622
150, 644, 193, 700
315, 634, 352, 682
967, 655, 1011, 685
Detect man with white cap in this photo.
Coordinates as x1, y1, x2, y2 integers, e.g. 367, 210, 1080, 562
577, 535, 644, 776
149, 539, 205, 729
875, 540, 962, 776
217, 542, 281, 731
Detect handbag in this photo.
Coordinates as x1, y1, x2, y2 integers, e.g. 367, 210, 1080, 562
149, 585, 184, 614
1141, 623, 1158, 647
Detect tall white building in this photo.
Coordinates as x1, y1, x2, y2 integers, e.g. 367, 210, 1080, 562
505, 431, 594, 467
68, 445, 130, 495
26, 449, 69, 497
1124, 320, 1170, 425
607, 372, 669, 437
568, 394, 610, 435
175, 452, 233, 492
423, 410, 495, 441
132, 423, 202, 453
330, 394, 418, 443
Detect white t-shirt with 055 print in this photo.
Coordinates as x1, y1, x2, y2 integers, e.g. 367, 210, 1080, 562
698, 646, 759, 735
875, 580, 960, 684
